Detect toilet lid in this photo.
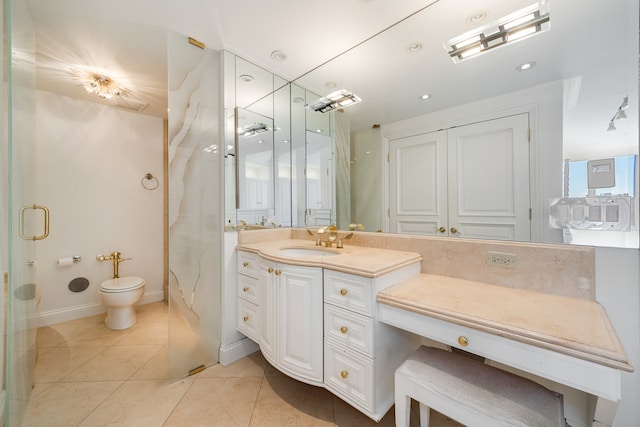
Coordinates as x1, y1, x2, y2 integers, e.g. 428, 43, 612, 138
100, 276, 145, 293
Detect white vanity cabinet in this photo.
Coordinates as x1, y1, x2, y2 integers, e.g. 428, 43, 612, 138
237, 250, 260, 341
323, 267, 421, 421
258, 258, 324, 386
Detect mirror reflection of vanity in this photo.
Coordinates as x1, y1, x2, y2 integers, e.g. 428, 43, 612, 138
226, 0, 638, 249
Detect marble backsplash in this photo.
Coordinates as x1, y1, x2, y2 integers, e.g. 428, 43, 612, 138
240, 228, 595, 300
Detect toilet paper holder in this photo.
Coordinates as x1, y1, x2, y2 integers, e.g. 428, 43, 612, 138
57, 256, 82, 265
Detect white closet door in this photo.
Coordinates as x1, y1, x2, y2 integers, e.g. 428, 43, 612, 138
447, 114, 530, 241
389, 130, 448, 235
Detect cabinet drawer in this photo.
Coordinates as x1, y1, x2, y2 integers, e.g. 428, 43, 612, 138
324, 270, 372, 316
238, 250, 260, 279
324, 339, 373, 412
237, 298, 259, 342
324, 304, 374, 357
238, 274, 259, 305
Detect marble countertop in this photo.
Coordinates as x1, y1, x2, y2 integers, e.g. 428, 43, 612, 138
236, 239, 422, 278
377, 274, 633, 372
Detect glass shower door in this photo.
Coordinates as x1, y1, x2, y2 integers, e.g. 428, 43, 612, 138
5, 0, 40, 424
167, 32, 222, 380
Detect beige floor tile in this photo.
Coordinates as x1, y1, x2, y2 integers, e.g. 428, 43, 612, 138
78, 378, 193, 427
115, 321, 168, 346
250, 375, 335, 426
21, 380, 123, 427
33, 345, 107, 383
199, 350, 268, 379
64, 323, 130, 347
165, 376, 263, 427
61, 344, 163, 382
36, 314, 107, 347
136, 301, 168, 323
130, 345, 169, 380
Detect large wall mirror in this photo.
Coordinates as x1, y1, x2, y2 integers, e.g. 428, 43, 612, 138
226, 0, 638, 249
292, 0, 638, 248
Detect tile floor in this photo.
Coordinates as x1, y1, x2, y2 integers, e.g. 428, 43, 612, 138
23, 301, 459, 426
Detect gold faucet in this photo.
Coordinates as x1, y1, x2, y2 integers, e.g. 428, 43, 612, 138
96, 251, 132, 278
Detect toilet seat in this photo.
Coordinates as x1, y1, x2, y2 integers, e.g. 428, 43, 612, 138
100, 276, 145, 293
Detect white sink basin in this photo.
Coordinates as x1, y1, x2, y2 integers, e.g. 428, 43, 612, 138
279, 247, 340, 258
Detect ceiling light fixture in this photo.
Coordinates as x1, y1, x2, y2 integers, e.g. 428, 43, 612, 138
306, 89, 362, 113
420, 93, 431, 100
444, 2, 550, 63
406, 42, 423, 53
238, 122, 269, 137
271, 50, 287, 61
238, 74, 254, 83
70, 67, 130, 99
516, 61, 536, 71
607, 95, 629, 131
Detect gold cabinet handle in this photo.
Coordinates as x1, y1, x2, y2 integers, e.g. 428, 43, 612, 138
340, 326, 348, 334
275, 270, 281, 276
243, 316, 249, 322
340, 370, 349, 379
268, 267, 274, 273
438, 226, 446, 233
340, 288, 348, 296
458, 336, 469, 347
450, 227, 458, 234
243, 261, 249, 267
242, 287, 249, 292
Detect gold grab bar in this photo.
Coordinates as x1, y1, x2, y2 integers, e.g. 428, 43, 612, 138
19, 205, 50, 241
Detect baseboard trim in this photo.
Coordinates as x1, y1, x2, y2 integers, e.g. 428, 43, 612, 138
219, 337, 259, 366
36, 290, 165, 327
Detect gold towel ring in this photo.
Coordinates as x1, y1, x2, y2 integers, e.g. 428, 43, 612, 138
142, 173, 159, 190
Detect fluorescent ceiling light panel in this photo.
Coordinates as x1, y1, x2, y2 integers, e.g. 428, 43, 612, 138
444, 2, 550, 63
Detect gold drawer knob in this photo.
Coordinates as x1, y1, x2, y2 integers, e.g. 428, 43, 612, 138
340, 370, 349, 379
458, 336, 469, 347
438, 226, 446, 233
243, 261, 249, 267
243, 316, 249, 322
340, 288, 348, 296
450, 227, 458, 234
242, 287, 249, 292
340, 326, 348, 334
275, 270, 281, 276
268, 267, 274, 273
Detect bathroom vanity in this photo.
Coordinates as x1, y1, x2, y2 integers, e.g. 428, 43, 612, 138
236, 233, 633, 425
236, 239, 422, 421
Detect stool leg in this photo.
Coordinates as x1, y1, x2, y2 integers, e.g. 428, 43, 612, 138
419, 403, 430, 427
395, 375, 411, 427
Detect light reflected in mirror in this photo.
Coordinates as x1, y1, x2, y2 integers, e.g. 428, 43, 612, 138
235, 107, 275, 226
293, 0, 638, 248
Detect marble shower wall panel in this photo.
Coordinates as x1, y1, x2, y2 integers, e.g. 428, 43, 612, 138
168, 32, 222, 378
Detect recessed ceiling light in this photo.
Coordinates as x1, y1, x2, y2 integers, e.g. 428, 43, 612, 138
467, 10, 488, 24
420, 94, 431, 100
238, 74, 254, 83
516, 62, 536, 71
406, 42, 423, 53
325, 81, 337, 89
292, 97, 305, 104
271, 50, 287, 61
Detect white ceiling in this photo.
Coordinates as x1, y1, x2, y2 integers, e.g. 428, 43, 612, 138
25, 0, 638, 159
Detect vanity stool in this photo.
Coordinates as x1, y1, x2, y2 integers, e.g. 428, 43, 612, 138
395, 346, 565, 427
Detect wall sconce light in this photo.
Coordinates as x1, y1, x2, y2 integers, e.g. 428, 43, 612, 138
607, 96, 629, 131
444, 2, 550, 63
306, 89, 362, 113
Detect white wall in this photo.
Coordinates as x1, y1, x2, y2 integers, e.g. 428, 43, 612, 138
35, 90, 164, 325
595, 247, 640, 427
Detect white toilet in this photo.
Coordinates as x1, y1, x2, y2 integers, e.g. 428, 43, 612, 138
99, 276, 145, 330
